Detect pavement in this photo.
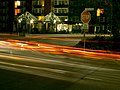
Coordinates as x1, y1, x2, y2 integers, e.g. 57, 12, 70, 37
0, 33, 112, 47
0, 69, 73, 90
0, 33, 81, 46
0, 33, 120, 90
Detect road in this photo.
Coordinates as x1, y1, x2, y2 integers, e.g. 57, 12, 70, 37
0, 39, 120, 90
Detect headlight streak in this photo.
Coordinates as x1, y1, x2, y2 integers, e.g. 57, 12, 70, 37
0, 53, 117, 82
0, 61, 68, 74
0, 53, 117, 71
0, 40, 120, 60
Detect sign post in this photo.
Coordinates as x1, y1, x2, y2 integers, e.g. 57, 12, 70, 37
81, 10, 91, 50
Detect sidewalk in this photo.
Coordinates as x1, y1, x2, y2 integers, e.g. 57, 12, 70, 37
0, 33, 112, 46
0, 33, 80, 46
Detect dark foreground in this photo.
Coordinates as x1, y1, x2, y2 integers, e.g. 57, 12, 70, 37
0, 68, 120, 90
0, 69, 73, 90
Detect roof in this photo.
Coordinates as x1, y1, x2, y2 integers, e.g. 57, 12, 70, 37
43, 12, 61, 22
17, 11, 38, 23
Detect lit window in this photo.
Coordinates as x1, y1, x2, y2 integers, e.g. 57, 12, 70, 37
30, 19, 34, 24
17, 1, 20, 6
97, 8, 100, 16
15, 2, 17, 8
100, 9, 104, 14
97, 8, 104, 16
38, 16, 44, 21
42, 0, 44, 6
15, 9, 20, 15
15, 1, 20, 8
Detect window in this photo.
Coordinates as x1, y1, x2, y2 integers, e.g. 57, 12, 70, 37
37, 8, 41, 13
58, 8, 68, 13
42, 0, 44, 6
54, 8, 57, 13
15, 9, 20, 15
62, 1, 64, 5
0, 16, 2, 21
32, 1, 34, 5
32, 0, 42, 6
32, 1, 37, 5
0, 9, 2, 14
72, 17, 75, 21
21, 1, 25, 6
0, 2, 2, 7
3, 2, 6, 6
33, 8, 42, 14
0, 23, 2, 27
3, 16, 6, 21
64, 9, 68, 13
102, 25, 105, 30
3, 9, 6, 14
59, 1, 62, 5
3, 23, 6, 28
21, 7, 26, 13
100, 17, 105, 22
64, 0, 68, 5
62, 9, 64, 13
38, 16, 44, 21
15, 1, 21, 8
6, 16, 8, 21
54, 0, 57, 5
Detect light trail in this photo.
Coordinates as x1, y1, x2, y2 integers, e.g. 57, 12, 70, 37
0, 53, 118, 82
0, 53, 117, 71
0, 39, 120, 60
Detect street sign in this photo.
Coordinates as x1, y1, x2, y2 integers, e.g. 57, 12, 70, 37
81, 10, 91, 23
85, 8, 94, 11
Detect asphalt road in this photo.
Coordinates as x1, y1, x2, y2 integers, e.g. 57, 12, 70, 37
0, 41, 120, 90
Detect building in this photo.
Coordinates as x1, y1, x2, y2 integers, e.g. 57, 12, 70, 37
68, 0, 112, 34
53, 0, 69, 22
0, 0, 14, 33
0, 0, 113, 34
43, 0, 70, 33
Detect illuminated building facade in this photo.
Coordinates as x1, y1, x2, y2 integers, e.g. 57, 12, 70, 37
53, 0, 69, 22
14, 0, 68, 22
14, 0, 44, 21
0, 0, 113, 34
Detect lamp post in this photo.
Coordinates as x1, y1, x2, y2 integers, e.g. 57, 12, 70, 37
51, 0, 54, 32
